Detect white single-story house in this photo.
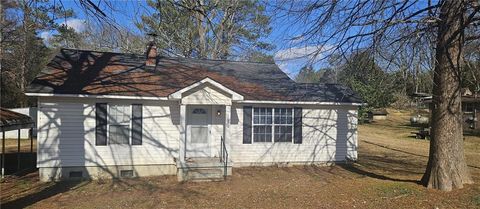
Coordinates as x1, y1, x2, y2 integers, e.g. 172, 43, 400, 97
26, 46, 362, 182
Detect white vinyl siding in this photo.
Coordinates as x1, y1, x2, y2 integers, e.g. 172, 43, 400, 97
181, 84, 232, 105
36, 96, 358, 169
231, 105, 358, 164
37, 97, 180, 168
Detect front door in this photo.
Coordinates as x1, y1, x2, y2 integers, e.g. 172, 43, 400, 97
186, 106, 211, 158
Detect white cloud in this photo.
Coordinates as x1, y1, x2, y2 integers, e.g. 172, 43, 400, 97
39, 31, 53, 41
274, 45, 331, 62
61, 18, 86, 32
38, 18, 86, 44
274, 44, 333, 77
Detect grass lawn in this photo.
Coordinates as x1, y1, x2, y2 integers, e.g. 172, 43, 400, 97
2, 138, 37, 153
1, 109, 479, 208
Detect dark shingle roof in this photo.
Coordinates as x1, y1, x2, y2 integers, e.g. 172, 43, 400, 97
27, 48, 362, 103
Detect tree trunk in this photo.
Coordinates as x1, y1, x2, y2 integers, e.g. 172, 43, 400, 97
421, 0, 473, 191
195, 0, 207, 58
19, 1, 30, 107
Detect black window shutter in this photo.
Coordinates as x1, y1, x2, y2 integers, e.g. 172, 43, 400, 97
243, 106, 252, 144
131, 104, 143, 145
294, 107, 303, 144
95, 103, 108, 146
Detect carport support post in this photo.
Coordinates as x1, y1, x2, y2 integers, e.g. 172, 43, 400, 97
30, 128, 33, 153
17, 129, 20, 171
2, 131, 5, 178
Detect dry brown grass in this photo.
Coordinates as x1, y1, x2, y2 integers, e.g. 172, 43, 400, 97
1, 138, 37, 153
1, 110, 479, 209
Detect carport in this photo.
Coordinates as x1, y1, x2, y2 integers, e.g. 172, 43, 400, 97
0, 107, 34, 178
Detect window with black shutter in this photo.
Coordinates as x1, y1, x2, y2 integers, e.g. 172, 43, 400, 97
95, 103, 143, 146
108, 104, 130, 145
249, 107, 297, 143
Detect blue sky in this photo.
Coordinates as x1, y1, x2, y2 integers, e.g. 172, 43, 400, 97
51, 1, 329, 77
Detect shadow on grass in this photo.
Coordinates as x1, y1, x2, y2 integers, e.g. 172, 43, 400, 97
362, 140, 428, 158
338, 163, 421, 184
1, 179, 85, 209
336, 139, 427, 185
363, 139, 480, 170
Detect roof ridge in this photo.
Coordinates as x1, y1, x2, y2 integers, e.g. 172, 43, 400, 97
59, 48, 276, 65
162, 56, 276, 65
60, 48, 138, 57
295, 82, 343, 85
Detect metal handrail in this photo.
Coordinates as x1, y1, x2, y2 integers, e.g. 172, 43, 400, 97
220, 136, 228, 178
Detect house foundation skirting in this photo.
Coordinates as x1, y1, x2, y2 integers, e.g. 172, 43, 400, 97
232, 160, 352, 167
38, 160, 354, 182
39, 164, 176, 182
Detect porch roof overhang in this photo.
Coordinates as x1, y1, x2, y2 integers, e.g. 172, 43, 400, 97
168, 77, 244, 101
0, 108, 34, 132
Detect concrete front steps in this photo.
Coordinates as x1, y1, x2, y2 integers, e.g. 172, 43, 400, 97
177, 157, 232, 182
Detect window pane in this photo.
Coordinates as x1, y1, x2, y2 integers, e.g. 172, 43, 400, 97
265, 126, 272, 142
254, 125, 272, 142
192, 108, 207, 114
274, 108, 293, 125
109, 105, 129, 123
274, 126, 292, 142
109, 125, 129, 144
266, 116, 272, 124
253, 108, 273, 142
253, 107, 272, 125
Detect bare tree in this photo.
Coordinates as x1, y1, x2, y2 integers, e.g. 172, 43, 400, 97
278, 0, 479, 191
137, 0, 273, 60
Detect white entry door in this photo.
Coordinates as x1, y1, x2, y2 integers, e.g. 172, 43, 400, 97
186, 106, 211, 158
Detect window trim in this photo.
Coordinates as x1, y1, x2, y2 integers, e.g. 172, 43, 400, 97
273, 108, 294, 143
106, 104, 132, 145
252, 107, 273, 142
251, 107, 294, 143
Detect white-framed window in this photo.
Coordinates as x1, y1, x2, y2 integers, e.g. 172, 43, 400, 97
253, 107, 272, 142
108, 104, 131, 145
252, 107, 294, 143
274, 108, 293, 142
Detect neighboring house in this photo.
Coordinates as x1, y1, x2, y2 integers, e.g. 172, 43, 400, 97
26, 47, 362, 182
462, 95, 480, 133
367, 109, 388, 121
424, 89, 480, 135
